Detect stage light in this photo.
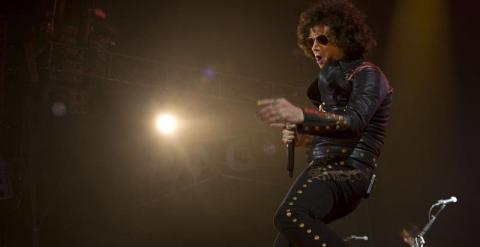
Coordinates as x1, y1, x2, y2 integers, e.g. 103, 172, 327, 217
155, 113, 177, 135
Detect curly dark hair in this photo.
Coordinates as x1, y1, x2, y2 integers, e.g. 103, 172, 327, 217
297, 0, 376, 59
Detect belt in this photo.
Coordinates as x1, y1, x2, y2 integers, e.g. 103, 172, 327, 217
350, 148, 378, 169
310, 145, 378, 170
311, 145, 353, 159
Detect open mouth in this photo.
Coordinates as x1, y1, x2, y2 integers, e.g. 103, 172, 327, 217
315, 55, 325, 65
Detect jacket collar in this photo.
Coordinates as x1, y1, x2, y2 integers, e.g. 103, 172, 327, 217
338, 57, 365, 74
306, 57, 365, 105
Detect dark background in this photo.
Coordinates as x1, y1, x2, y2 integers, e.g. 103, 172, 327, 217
1, 0, 479, 246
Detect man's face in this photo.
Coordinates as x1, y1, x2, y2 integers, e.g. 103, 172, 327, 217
401, 230, 415, 246
309, 24, 345, 69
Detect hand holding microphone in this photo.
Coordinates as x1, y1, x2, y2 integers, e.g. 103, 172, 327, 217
282, 125, 296, 144
257, 98, 302, 178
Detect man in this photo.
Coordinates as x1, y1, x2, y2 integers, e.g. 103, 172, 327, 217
256, 0, 393, 246
401, 225, 420, 247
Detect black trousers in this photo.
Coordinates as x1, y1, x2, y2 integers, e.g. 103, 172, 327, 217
273, 158, 370, 247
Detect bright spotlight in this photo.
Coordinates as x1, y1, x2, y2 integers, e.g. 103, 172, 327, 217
155, 113, 177, 135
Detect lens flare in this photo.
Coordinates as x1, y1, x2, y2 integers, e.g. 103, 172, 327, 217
155, 113, 177, 135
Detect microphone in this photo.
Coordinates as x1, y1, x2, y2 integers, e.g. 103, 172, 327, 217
285, 124, 295, 178
437, 196, 458, 205
344, 235, 368, 241
287, 140, 294, 178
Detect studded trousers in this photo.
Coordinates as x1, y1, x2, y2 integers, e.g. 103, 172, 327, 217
273, 158, 370, 247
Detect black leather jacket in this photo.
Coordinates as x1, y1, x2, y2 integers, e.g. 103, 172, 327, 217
296, 58, 393, 169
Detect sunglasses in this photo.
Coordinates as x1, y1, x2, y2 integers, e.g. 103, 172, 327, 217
308, 34, 329, 46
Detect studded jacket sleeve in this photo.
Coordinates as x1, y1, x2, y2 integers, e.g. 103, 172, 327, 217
296, 63, 390, 137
